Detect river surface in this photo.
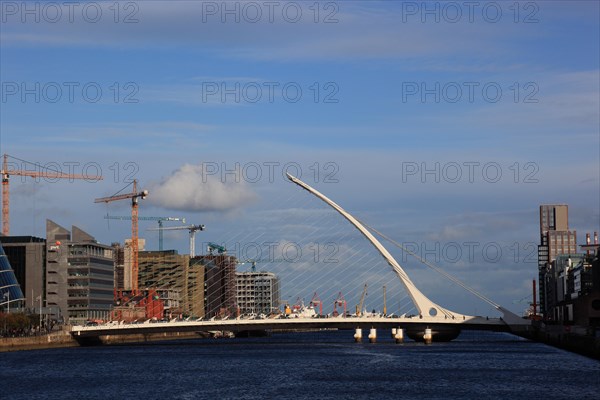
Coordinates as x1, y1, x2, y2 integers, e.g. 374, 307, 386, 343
1, 330, 599, 399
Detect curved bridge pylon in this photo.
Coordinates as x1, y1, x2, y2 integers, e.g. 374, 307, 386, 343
286, 173, 526, 326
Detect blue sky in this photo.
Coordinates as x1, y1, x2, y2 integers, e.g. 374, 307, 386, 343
1, 1, 598, 315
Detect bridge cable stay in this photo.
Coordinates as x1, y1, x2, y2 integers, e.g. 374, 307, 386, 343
286, 173, 528, 326
359, 221, 501, 310
286, 173, 459, 319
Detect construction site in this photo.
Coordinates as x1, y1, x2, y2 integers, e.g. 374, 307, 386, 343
0, 153, 377, 327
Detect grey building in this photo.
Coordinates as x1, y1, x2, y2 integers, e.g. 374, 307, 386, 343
236, 271, 280, 315
46, 220, 114, 325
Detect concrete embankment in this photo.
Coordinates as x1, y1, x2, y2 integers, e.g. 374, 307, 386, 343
0, 332, 78, 352
534, 325, 600, 360
1, 331, 205, 352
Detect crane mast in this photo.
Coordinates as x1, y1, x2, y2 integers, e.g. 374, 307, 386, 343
356, 283, 368, 317
148, 224, 205, 257
95, 180, 147, 294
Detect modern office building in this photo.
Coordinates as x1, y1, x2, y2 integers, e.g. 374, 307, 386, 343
46, 220, 114, 325
0, 241, 25, 311
0, 235, 45, 310
538, 205, 577, 315
236, 271, 280, 315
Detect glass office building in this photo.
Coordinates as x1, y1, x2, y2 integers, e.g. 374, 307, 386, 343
0, 241, 25, 311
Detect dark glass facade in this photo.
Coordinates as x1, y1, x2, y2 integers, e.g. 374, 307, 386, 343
0, 241, 26, 310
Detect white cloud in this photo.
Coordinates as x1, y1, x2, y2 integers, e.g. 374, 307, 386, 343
148, 163, 258, 212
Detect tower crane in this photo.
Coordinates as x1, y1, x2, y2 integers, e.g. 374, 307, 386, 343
1, 154, 103, 235
238, 259, 260, 272
148, 224, 205, 257
95, 180, 147, 294
207, 242, 226, 255
106, 215, 185, 250
355, 283, 368, 317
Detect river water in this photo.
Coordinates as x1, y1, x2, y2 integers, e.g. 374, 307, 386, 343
1, 330, 599, 399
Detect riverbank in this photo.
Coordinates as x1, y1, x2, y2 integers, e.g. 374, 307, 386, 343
531, 323, 600, 360
0, 330, 205, 352
0, 331, 78, 352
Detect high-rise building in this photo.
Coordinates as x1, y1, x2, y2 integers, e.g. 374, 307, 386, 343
236, 271, 280, 315
46, 220, 114, 325
538, 205, 577, 316
0, 236, 45, 310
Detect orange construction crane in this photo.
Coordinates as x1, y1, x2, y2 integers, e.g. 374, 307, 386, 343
1, 154, 103, 235
95, 180, 147, 294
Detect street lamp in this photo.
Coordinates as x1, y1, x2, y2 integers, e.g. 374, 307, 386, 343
2, 291, 9, 314
36, 295, 42, 334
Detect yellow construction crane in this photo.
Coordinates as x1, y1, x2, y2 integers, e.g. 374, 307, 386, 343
383, 285, 387, 316
355, 283, 368, 317
95, 180, 147, 294
1, 154, 102, 235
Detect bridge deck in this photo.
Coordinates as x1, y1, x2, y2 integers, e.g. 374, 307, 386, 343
72, 315, 517, 338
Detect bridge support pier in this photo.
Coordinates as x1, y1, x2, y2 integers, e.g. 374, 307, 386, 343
368, 328, 377, 343
423, 328, 432, 344
394, 328, 404, 344
354, 328, 362, 343
391, 328, 396, 338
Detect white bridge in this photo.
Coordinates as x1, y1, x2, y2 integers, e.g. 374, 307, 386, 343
72, 174, 532, 344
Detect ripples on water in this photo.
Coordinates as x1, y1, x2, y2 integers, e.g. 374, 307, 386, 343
2, 331, 599, 399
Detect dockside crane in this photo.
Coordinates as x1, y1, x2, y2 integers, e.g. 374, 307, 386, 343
106, 215, 185, 250
310, 292, 323, 315
95, 180, 148, 294
383, 285, 387, 316
333, 292, 347, 317
149, 225, 205, 257
1, 154, 103, 235
355, 283, 368, 317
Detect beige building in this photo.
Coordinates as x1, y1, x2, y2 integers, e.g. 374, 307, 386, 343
138, 250, 205, 317
124, 238, 146, 291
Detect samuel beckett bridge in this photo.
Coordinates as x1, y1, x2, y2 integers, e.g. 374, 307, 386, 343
71, 174, 532, 345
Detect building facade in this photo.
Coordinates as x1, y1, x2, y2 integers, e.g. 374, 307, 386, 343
194, 254, 237, 318
124, 238, 145, 291
0, 235, 45, 310
46, 220, 114, 325
0, 241, 25, 311
139, 250, 204, 317
538, 205, 577, 315
236, 271, 280, 315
